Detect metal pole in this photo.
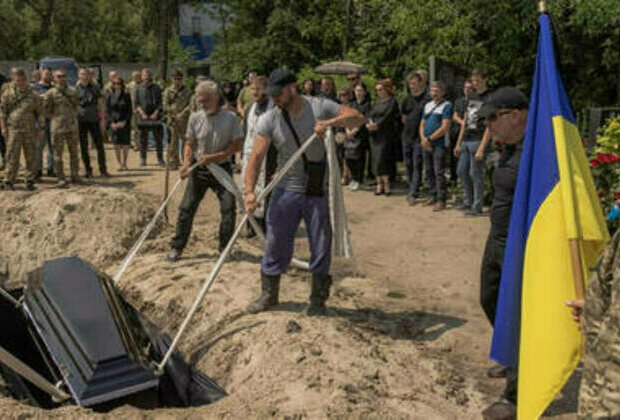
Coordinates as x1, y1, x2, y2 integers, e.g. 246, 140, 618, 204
0, 287, 19, 307
156, 133, 320, 374
113, 161, 201, 284
0, 345, 71, 403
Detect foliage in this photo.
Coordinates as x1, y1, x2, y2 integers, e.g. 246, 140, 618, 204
0, 0, 619, 111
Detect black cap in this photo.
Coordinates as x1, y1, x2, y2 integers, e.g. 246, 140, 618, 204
479, 87, 529, 119
267, 68, 296, 96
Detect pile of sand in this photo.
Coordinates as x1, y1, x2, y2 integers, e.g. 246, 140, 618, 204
0, 187, 161, 287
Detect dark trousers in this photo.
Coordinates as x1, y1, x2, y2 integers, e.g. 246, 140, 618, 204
403, 140, 415, 187
480, 231, 506, 326
346, 157, 363, 183
171, 163, 236, 252
78, 121, 106, 173
139, 124, 164, 162
480, 231, 518, 404
261, 188, 332, 276
408, 142, 426, 198
425, 144, 447, 202
0, 132, 5, 162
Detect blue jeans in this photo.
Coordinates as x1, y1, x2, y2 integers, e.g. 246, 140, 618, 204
457, 140, 486, 212
261, 188, 332, 276
425, 143, 447, 202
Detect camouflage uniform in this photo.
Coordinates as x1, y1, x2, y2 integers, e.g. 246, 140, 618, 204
0, 84, 42, 184
126, 80, 141, 151
163, 84, 191, 169
43, 86, 80, 181
579, 230, 620, 419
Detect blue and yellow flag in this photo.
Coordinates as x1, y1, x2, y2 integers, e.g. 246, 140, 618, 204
490, 14, 609, 419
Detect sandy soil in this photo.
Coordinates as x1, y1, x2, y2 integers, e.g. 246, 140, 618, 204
0, 145, 579, 419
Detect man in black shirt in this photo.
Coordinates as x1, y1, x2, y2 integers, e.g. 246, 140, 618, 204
454, 69, 492, 216
450, 79, 473, 199
135, 68, 165, 167
76, 68, 109, 177
476, 87, 529, 420
401, 71, 431, 205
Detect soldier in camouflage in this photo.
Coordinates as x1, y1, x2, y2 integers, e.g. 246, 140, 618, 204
126, 71, 142, 151
566, 230, 620, 419
0, 68, 44, 190
163, 69, 191, 170
43, 69, 81, 187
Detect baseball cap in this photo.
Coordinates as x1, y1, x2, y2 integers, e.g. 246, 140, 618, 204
479, 87, 529, 119
267, 68, 297, 96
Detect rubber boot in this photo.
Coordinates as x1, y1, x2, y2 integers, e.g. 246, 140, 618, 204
247, 272, 280, 314
306, 274, 332, 316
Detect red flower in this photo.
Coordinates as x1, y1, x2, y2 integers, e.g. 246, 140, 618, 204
591, 159, 598, 168
615, 192, 620, 200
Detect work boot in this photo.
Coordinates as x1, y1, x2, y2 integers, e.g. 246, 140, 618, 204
26, 181, 36, 191
34, 170, 43, 181
0, 160, 5, 171
247, 272, 280, 314
3, 180, 14, 191
306, 274, 332, 316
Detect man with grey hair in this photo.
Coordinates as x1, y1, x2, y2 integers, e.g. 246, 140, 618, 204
167, 80, 244, 262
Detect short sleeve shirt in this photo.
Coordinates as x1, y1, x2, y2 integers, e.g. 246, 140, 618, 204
464, 89, 491, 141
256, 97, 341, 192
422, 100, 453, 141
186, 109, 243, 161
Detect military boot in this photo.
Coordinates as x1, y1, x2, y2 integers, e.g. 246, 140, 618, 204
247, 272, 280, 314
306, 274, 332, 316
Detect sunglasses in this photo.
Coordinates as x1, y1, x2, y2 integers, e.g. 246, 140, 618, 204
486, 110, 513, 122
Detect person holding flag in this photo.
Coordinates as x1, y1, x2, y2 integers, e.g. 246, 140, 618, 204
486, 10, 609, 420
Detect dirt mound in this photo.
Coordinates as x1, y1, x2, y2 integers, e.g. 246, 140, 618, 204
0, 187, 161, 287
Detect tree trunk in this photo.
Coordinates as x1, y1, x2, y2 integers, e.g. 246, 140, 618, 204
157, 0, 169, 81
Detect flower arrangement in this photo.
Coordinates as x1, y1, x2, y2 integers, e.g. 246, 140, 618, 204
590, 115, 620, 233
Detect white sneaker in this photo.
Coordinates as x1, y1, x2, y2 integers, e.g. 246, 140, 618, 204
349, 181, 360, 191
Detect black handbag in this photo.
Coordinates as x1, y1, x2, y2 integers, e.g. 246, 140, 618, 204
282, 109, 326, 197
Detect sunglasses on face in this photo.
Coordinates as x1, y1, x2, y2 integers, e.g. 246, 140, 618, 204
486, 110, 513, 122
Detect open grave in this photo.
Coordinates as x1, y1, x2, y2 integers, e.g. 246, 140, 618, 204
0, 256, 226, 411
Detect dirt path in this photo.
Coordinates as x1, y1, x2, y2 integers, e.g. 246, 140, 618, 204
0, 145, 578, 419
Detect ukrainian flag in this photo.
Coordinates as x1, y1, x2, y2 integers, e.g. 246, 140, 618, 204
490, 14, 609, 419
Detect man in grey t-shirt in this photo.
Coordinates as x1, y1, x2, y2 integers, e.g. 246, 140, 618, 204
167, 80, 243, 262
243, 69, 365, 316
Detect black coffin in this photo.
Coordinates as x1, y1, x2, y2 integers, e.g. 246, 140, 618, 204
23, 257, 158, 406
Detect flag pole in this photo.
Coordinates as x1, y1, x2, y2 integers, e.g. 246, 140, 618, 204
569, 239, 586, 301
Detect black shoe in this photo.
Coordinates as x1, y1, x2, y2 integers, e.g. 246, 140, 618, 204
3, 181, 14, 191
247, 272, 280, 313
306, 274, 332, 316
158, 159, 166, 168
47, 169, 56, 177
34, 170, 43, 181
26, 181, 36, 191
465, 209, 484, 217
482, 398, 516, 420
0, 161, 5, 171
166, 249, 182, 262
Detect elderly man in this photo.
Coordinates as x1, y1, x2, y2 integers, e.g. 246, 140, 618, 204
244, 69, 365, 316
76, 67, 109, 177
135, 68, 165, 167
0, 68, 44, 190
167, 81, 244, 262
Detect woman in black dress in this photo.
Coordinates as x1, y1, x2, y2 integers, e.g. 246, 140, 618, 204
106, 76, 133, 171
367, 79, 400, 195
